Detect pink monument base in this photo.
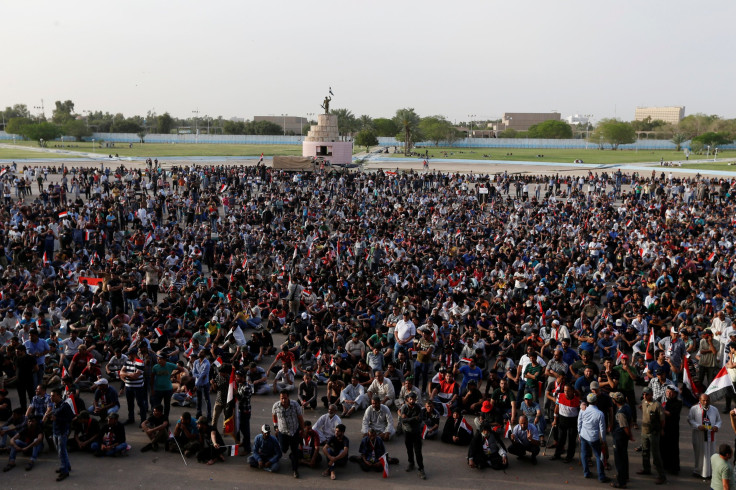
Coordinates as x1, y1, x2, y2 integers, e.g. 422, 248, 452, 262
302, 141, 353, 165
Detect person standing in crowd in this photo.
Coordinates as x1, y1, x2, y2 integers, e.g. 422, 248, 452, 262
661, 384, 683, 475
46, 388, 73, 482
688, 393, 722, 480
399, 391, 426, 479
638, 387, 666, 484
577, 393, 610, 483
236, 370, 253, 454
272, 390, 305, 479
610, 392, 633, 488
120, 357, 147, 426
710, 444, 735, 490
191, 350, 211, 422
551, 383, 580, 463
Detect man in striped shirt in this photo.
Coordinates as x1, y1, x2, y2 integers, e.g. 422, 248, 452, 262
120, 358, 147, 425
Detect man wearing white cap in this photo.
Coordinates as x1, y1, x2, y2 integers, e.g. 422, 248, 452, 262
90, 378, 120, 419
657, 326, 686, 384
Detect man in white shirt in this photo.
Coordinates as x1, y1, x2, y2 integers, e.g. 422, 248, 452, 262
312, 405, 342, 442
367, 370, 396, 407
394, 312, 416, 361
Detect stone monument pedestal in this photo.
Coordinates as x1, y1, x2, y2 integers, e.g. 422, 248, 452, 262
302, 114, 353, 165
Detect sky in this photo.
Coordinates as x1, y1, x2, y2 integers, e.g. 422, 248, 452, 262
3, 0, 735, 125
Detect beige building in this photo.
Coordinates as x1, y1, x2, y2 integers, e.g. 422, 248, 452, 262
493, 112, 561, 132
634, 106, 684, 125
253, 115, 308, 135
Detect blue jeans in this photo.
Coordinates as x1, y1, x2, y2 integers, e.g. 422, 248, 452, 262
580, 437, 606, 481
414, 361, 431, 392
196, 385, 211, 419
394, 340, 413, 361
248, 454, 280, 472
9, 438, 43, 462
53, 433, 71, 474
90, 442, 128, 456
125, 386, 148, 422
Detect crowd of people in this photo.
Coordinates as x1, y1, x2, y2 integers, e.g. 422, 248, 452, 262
2, 160, 736, 487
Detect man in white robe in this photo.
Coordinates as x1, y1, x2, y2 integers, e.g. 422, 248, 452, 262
687, 394, 722, 478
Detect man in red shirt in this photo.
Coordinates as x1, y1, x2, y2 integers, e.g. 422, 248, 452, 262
551, 384, 580, 463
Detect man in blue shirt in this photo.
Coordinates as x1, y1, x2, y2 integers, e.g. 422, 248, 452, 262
577, 393, 610, 483
24, 330, 49, 388
249, 424, 282, 472
191, 350, 211, 420
454, 358, 483, 394
46, 389, 73, 481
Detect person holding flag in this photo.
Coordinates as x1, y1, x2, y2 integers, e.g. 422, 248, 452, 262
467, 422, 508, 470
399, 391, 426, 479
356, 428, 387, 472
688, 393, 722, 480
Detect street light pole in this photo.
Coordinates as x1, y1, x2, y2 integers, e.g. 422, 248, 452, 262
281, 114, 287, 136
192, 109, 199, 143
467, 114, 476, 139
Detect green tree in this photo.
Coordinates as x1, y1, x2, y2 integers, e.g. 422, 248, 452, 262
245, 120, 283, 135
330, 108, 357, 137
419, 116, 458, 146
357, 114, 374, 132
223, 120, 246, 135
677, 113, 720, 139
52, 100, 75, 124
137, 130, 147, 143
595, 119, 636, 149
1, 104, 31, 129
157, 113, 174, 134
692, 131, 732, 147
373, 118, 398, 137
354, 129, 378, 152
61, 119, 91, 141
393, 108, 422, 155
111, 118, 141, 133
24, 122, 62, 146
4, 117, 33, 137
671, 133, 687, 152
527, 120, 573, 139
498, 128, 518, 138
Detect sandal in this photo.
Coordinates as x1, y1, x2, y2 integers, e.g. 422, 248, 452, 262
206, 459, 216, 465
3, 463, 15, 472
331, 471, 336, 480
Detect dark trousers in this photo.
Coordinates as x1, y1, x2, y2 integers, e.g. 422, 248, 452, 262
278, 431, 300, 472
554, 415, 578, 460
613, 432, 629, 486
16, 381, 34, 412
125, 385, 148, 422
508, 439, 540, 458
152, 389, 173, 419
661, 428, 680, 473
405, 431, 424, 470
641, 432, 664, 478
238, 411, 251, 451
622, 390, 637, 424
196, 385, 211, 419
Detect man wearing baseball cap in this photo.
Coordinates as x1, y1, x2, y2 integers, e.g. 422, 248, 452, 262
91, 378, 120, 419
577, 393, 610, 482
249, 424, 282, 472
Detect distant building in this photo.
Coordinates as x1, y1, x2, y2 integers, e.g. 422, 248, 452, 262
493, 112, 561, 132
634, 106, 684, 125
254, 115, 308, 134
565, 114, 590, 126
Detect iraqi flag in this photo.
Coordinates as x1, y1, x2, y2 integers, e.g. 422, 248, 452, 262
705, 367, 735, 402
242, 256, 248, 269
79, 277, 104, 293
259, 152, 264, 163
43, 251, 50, 266
682, 355, 700, 397
219, 184, 228, 194
708, 251, 716, 262
229, 445, 239, 456
213, 356, 223, 368
65, 394, 79, 415
0, 168, 7, 178
460, 417, 473, 434
460, 357, 474, 364
644, 327, 655, 361
154, 327, 164, 338
379, 453, 389, 478
421, 424, 429, 440
438, 401, 452, 416
144, 232, 154, 248
537, 301, 546, 324
58, 211, 69, 219
223, 368, 239, 439
84, 230, 93, 241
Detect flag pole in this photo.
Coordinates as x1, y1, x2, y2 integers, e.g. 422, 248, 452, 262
170, 433, 188, 466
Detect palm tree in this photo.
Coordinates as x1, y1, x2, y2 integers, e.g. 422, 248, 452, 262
329, 108, 357, 139
393, 108, 421, 156
671, 133, 687, 152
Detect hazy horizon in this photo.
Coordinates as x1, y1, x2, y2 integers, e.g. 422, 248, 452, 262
3, 0, 734, 124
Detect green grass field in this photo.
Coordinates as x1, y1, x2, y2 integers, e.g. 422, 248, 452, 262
392, 146, 736, 165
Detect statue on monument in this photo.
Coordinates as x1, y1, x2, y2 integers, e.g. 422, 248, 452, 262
321, 95, 331, 114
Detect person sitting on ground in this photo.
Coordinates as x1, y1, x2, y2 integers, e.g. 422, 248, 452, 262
339, 375, 365, 417
366, 370, 395, 407
249, 424, 282, 472
321, 423, 349, 480
272, 362, 296, 394
421, 400, 441, 439
354, 428, 398, 471
90, 378, 120, 419
298, 372, 318, 410
91, 412, 127, 457
169, 411, 198, 454
194, 415, 226, 465
69, 410, 99, 453
508, 414, 541, 464
298, 420, 321, 469
468, 422, 509, 471
397, 376, 422, 413
441, 409, 473, 446
140, 404, 169, 452
2, 415, 43, 472
313, 404, 342, 443
361, 396, 395, 441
